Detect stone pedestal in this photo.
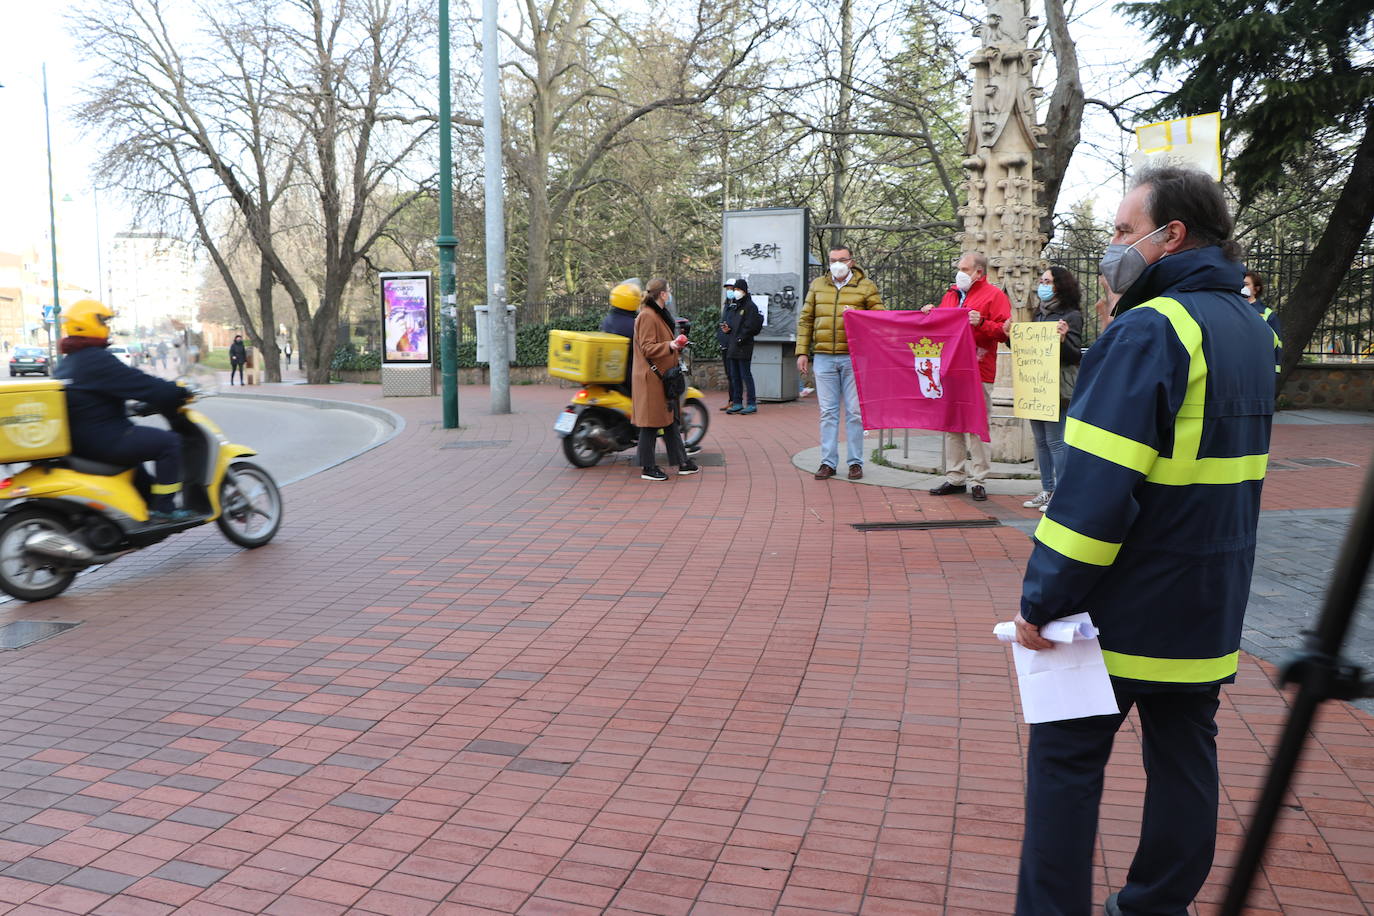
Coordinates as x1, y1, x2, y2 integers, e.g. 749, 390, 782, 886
991, 348, 1035, 463
382, 364, 436, 397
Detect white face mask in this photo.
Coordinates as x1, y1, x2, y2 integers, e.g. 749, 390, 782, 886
830, 260, 849, 280
1241, 285, 1252, 298
955, 270, 974, 292
727, 290, 741, 300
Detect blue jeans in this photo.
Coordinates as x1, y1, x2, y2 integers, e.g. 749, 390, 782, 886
1030, 417, 1066, 492
725, 357, 755, 406
813, 353, 864, 469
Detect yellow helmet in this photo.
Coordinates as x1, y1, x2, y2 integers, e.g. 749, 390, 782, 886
62, 299, 115, 340
610, 280, 642, 312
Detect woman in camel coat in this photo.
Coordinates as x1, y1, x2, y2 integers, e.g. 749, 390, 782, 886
631, 278, 699, 481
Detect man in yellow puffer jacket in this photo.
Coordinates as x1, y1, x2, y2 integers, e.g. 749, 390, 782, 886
795, 244, 884, 480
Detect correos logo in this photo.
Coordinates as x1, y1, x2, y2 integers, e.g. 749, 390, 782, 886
1, 401, 60, 450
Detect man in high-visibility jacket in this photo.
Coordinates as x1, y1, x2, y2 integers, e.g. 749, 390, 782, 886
1012, 166, 1275, 916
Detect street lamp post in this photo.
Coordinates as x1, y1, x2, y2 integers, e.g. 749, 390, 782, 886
436, 0, 459, 428
42, 63, 60, 361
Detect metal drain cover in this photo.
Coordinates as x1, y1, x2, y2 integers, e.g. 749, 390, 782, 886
0, 620, 81, 650
441, 440, 512, 449
852, 518, 1000, 531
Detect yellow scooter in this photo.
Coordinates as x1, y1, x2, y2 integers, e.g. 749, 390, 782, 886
556, 380, 709, 468
0, 368, 282, 601
550, 318, 708, 468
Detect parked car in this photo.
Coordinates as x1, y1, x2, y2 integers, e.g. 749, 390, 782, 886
8, 347, 50, 377
108, 345, 134, 367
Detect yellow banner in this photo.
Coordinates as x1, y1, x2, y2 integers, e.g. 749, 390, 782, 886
1011, 322, 1061, 421
1131, 112, 1222, 181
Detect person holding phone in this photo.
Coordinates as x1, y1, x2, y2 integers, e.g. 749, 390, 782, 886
631, 278, 699, 481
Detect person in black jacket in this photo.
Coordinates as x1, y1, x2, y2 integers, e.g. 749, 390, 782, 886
228, 335, 247, 385
599, 281, 640, 397
54, 300, 194, 522
720, 278, 764, 414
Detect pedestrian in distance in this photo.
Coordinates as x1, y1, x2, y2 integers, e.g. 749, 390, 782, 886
228, 335, 247, 386
1012, 165, 1276, 916
1244, 268, 1282, 374
719, 277, 764, 415
1022, 265, 1083, 513
631, 278, 698, 482
283, 340, 293, 369
923, 251, 1011, 501
796, 244, 884, 481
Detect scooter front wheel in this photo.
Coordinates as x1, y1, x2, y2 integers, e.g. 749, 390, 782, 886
216, 461, 283, 548
0, 509, 79, 602
680, 398, 709, 449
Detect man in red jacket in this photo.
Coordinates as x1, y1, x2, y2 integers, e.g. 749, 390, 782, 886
921, 251, 1011, 501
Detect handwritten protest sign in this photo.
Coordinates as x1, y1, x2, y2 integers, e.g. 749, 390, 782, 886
1131, 112, 1222, 181
1011, 323, 1061, 422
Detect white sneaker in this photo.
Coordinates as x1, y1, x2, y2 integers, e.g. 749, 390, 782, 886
1039, 503, 1049, 513
800, 387, 814, 397
1023, 490, 1051, 509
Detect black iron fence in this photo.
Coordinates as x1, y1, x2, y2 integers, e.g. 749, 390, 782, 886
339, 247, 1373, 366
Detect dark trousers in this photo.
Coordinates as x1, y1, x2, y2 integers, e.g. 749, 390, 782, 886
1016, 681, 1221, 916
637, 422, 687, 468
99, 426, 184, 512
230, 361, 245, 384
725, 357, 756, 406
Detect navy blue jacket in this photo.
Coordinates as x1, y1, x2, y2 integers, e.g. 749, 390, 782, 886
1020, 246, 1275, 686
1252, 298, 1283, 373
55, 345, 189, 455
599, 307, 636, 392
722, 295, 764, 360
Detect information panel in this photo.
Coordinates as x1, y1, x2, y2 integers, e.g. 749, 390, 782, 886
380, 271, 433, 364
721, 208, 809, 342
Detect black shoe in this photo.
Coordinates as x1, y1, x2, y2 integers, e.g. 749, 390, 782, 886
971, 485, 988, 501
686, 444, 703, 456
641, 466, 668, 481
149, 508, 197, 523
929, 482, 966, 496
1104, 892, 1122, 916
678, 461, 700, 476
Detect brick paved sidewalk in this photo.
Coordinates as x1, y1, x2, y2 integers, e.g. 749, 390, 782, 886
0, 383, 1368, 915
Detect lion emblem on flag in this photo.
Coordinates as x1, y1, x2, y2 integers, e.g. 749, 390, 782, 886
908, 337, 945, 399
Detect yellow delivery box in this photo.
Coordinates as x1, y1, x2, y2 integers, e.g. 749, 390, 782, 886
547, 330, 629, 384
0, 379, 71, 463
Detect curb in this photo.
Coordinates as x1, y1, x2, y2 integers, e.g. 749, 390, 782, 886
217, 390, 406, 486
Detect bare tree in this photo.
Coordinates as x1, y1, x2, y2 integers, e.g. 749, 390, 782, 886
75, 0, 437, 384
501, 0, 782, 308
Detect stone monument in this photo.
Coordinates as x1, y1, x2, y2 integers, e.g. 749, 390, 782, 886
959, 0, 1046, 462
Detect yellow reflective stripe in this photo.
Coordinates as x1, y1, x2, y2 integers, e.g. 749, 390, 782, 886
1146, 415, 1204, 483
1103, 650, 1239, 683
1034, 516, 1121, 566
1146, 453, 1268, 485
150, 482, 182, 495
1139, 298, 1206, 420
1064, 418, 1157, 475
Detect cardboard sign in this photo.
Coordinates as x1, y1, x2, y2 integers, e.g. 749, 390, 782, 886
1011, 322, 1061, 421
1131, 112, 1222, 181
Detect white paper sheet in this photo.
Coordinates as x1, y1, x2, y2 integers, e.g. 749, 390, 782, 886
993, 612, 1120, 724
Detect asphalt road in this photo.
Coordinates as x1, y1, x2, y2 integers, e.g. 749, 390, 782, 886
191, 396, 392, 485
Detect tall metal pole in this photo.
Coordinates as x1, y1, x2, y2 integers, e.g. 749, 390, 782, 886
42, 64, 61, 361
437, 0, 459, 427
483, 0, 510, 414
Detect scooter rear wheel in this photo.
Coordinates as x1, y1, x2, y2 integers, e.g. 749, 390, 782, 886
562, 414, 607, 468
0, 509, 79, 602
216, 461, 283, 548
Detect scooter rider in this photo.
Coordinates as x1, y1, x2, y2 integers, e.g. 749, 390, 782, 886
54, 300, 195, 523
599, 280, 641, 396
